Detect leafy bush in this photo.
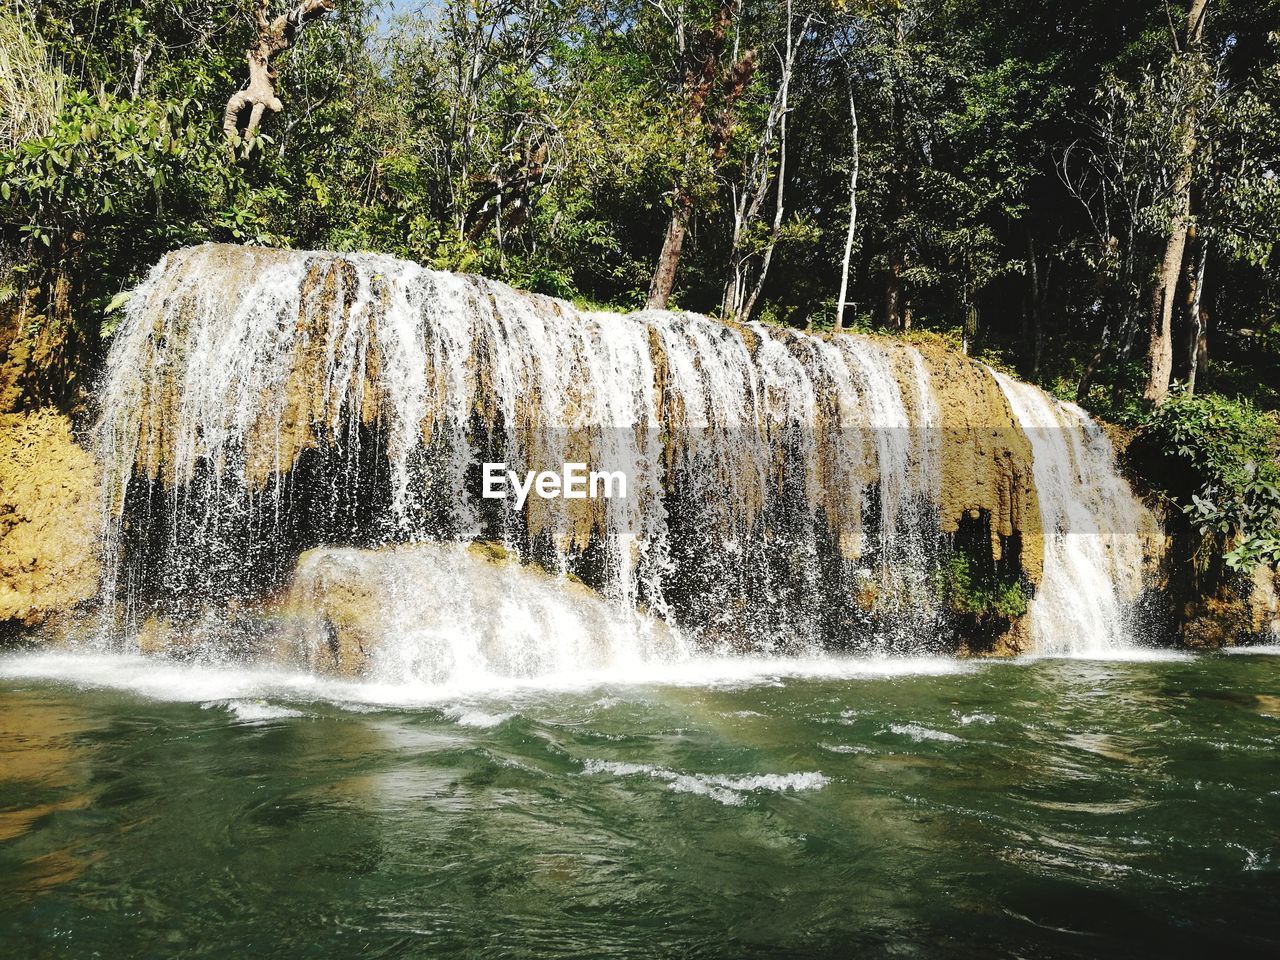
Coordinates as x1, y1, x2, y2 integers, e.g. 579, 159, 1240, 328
0, 87, 236, 325
1140, 392, 1280, 571
941, 552, 1030, 620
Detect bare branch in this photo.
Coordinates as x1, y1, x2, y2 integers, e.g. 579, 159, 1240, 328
222, 0, 338, 149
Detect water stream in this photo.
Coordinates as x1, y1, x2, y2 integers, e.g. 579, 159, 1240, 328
991, 371, 1154, 654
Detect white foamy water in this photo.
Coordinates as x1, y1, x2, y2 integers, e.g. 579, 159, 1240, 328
582, 759, 829, 806
0, 650, 976, 710
820, 743, 874, 755
1015, 647, 1195, 664
208, 700, 306, 723
93, 245, 959, 659
285, 542, 682, 687
992, 371, 1155, 656
443, 706, 516, 728
886, 723, 962, 743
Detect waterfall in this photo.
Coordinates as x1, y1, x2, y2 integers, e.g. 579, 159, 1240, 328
992, 371, 1155, 654
94, 244, 1155, 671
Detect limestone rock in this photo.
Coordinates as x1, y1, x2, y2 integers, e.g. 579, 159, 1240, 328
1249, 565, 1280, 640
0, 409, 101, 629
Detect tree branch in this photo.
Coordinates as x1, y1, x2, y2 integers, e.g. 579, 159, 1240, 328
223, 0, 337, 149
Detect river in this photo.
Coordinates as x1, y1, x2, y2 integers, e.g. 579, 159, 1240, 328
2, 648, 1276, 958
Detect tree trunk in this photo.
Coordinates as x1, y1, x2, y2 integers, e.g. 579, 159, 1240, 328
735, 6, 811, 323
1144, 196, 1190, 404
1185, 231, 1208, 394
884, 257, 902, 330
960, 299, 976, 354
223, 1, 337, 149
722, 5, 806, 320
834, 85, 860, 332
723, 200, 745, 317
880, 9, 908, 332
647, 1, 754, 309
1024, 232, 1044, 378
647, 192, 691, 309
739, 56, 791, 320
1142, 0, 1209, 404
1076, 321, 1111, 404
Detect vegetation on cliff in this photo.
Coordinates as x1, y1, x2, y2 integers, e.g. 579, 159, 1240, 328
1139, 392, 1280, 572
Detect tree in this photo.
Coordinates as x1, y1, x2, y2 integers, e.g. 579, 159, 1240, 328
1185, 37, 1280, 393
645, 0, 756, 310
1061, 64, 1206, 403
4, 0, 1277, 425
1142, 0, 1209, 405
834, 75, 859, 331
223, 0, 338, 148
722, 0, 813, 323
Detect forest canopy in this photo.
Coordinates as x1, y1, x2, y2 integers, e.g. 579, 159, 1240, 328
1, 0, 1277, 419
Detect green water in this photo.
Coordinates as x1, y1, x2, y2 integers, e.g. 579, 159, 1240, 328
1, 650, 1278, 958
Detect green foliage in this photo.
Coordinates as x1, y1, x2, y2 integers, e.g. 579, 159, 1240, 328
1141, 392, 1280, 570
0, 86, 235, 319
940, 552, 1030, 620
1068, 359, 1152, 426
1200, 38, 1280, 270
4, 90, 220, 234
0, 0, 1275, 446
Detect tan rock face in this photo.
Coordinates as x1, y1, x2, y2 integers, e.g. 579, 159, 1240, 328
0, 264, 88, 415
1176, 566, 1280, 649
0, 409, 101, 628
909, 340, 1043, 585
1247, 565, 1280, 641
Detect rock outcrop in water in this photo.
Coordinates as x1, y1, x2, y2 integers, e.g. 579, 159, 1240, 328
88, 243, 1163, 667
1164, 553, 1280, 649
1249, 566, 1280, 639
278, 541, 679, 680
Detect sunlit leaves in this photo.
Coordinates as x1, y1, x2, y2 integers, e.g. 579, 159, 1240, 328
1143, 391, 1280, 571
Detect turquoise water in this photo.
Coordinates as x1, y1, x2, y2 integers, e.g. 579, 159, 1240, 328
1, 649, 1278, 958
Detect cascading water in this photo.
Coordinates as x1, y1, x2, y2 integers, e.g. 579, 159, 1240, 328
992, 371, 1156, 654
92, 244, 1157, 674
